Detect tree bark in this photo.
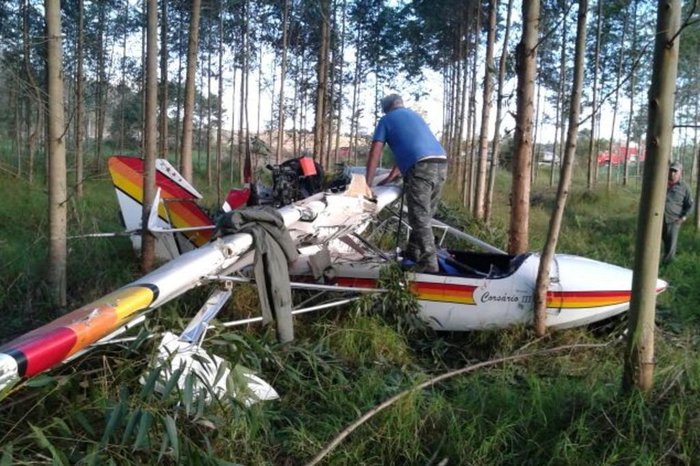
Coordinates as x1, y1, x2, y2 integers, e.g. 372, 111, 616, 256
606, 10, 629, 190
533, 0, 588, 336
74, 0, 84, 198
508, 0, 539, 254
159, 0, 168, 160
485, 0, 514, 224
333, 0, 347, 166
623, 1, 638, 187
313, 0, 331, 161
141, 0, 158, 273
586, 0, 603, 190
217, 11, 224, 200
180, 0, 202, 182
276, 0, 290, 164
474, 0, 497, 220
95, 2, 106, 172
623, 0, 681, 394
45, 0, 68, 307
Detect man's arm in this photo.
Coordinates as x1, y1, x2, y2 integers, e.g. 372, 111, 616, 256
365, 140, 384, 187
681, 183, 694, 220
378, 165, 400, 185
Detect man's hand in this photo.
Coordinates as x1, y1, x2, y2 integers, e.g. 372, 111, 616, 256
377, 165, 400, 186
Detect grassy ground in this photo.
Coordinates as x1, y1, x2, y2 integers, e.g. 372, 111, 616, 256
1, 162, 700, 465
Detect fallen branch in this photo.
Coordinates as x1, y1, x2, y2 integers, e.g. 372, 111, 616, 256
306, 342, 608, 466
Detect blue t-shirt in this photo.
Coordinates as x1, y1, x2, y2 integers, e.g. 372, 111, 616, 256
372, 108, 445, 174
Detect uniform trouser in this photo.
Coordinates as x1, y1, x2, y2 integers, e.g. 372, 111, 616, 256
662, 219, 681, 262
404, 161, 447, 272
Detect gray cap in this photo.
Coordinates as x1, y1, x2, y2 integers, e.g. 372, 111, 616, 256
380, 94, 403, 113
670, 161, 682, 171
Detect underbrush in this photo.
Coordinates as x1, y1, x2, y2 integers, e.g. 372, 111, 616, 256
2, 170, 700, 464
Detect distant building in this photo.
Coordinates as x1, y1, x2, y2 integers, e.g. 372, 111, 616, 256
597, 145, 643, 166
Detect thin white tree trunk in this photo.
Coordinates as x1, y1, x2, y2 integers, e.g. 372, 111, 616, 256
45, 0, 68, 306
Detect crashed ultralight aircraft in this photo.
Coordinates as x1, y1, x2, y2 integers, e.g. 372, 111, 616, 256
0, 155, 667, 399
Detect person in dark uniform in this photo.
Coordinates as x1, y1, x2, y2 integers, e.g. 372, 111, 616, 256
662, 161, 693, 263
365, 94, 447, 273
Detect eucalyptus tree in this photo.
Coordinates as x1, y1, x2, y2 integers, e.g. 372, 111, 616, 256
75, 0, 85, 197
623, 0, 681, 394
276, 0, 290, 163
21, 0, 44, 182
312, 0, 331, 163
473, 0, 497, 221
339, 0, 406, 162
509, 0, 539, 254
604, 1, 630, 190
332, 0, 348, 166
538, 0, 575, 187
676, 2, 700, 228
485, 0, 514, 224
180, 0, 202, 182
534, 0, 588, 336
585, 0, 603, 189
403, 0, 477, 195
45, 0, 67, 306
141, 0, 158, 273
159, 0, 169, 160
82, 0, 126, 171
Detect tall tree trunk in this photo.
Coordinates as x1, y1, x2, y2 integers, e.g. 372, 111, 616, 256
95, 2, 106, 172
313, 0, 331, 160
141, 0, 158, 273
531, 82, 542, 181
533, 0, 587, 336
180, 0, 202, 182
206, 40, 213, 187
551, 14, 567, 187
45, 0, 67, 307
276, 0, 290, 164
239, 2, 250, 183
623, 1, 638, 187
23, 0, 41, 183
74, 0, 84, 198
324, 1, 337, 168
159, 0, 168, 160
268, 56, 276, 147
229, 65, 237, 185
333, 0, 347, 166
458, 49, 468, 204
607, 10, 629, 190
485, 0, 513, 224
623, 0, 681, 394
349, 27, 363, 163
508, 0, 539, 254
217, 11, 224, 201
474, 0, 497, 220
119, 0, 128, 153
586, 0, 603, 190
466, 6, 480, 211
175, 8, 184, 167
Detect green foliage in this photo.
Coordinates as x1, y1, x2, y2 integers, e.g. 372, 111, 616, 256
3, 161, 700, 464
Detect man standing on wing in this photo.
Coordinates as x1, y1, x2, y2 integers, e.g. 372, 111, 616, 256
662, 161, 693, 264
365, 94, 447, 273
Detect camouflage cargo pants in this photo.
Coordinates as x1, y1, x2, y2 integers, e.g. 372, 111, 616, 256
404, 160, 447, 272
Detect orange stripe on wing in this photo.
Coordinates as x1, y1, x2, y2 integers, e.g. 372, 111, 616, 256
412, 281, 477, 304
547, 290, 631, 309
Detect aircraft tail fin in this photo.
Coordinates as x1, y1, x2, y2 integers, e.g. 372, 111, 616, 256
107, 155, 215, 260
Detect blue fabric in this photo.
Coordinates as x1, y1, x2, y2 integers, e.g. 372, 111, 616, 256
437, 256, 460, 276
372, 108, 445, 174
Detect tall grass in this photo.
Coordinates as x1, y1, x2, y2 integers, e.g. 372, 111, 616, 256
1, 166, 700, 464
